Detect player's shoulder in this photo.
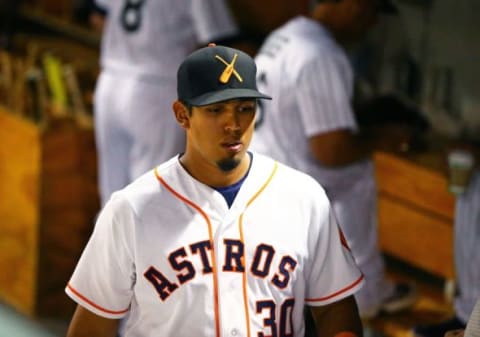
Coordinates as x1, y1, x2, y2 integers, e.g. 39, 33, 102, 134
251, 153, 331, 218
252, 152, 327, 197
257, 16, 341, 71
107, 156, 180, 211
286, 17, 338, 53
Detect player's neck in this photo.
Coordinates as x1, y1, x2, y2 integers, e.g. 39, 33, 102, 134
179, 152, 251, 188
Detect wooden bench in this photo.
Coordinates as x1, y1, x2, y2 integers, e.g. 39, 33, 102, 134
374, 150, 455, 280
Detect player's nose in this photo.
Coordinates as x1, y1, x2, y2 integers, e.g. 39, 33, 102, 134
223, 111, 241, 133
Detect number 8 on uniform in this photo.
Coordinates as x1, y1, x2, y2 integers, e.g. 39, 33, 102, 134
120, 0, 146, 32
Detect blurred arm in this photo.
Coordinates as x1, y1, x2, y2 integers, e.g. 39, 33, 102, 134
310, 295, 363, 337
309, 124, 414, 167
66, 305, 120, 337
308, 129, 373, 167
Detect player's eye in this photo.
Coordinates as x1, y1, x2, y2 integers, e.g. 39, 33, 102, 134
205, 105, 224, 114
237, 102, 256, 113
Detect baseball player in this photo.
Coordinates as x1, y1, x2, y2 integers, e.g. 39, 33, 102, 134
92, 0, 240, 206
250, 0, 416, 319
65, 44, 365, 337
414, 166, 480, 337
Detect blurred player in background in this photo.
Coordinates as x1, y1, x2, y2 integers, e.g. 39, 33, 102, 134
251, 0, 418, 320
90, 0, 241, 206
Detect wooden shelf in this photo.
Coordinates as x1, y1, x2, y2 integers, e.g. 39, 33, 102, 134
0, 107, 99, 319
19, 5, 100, 47
0, 107, 40, 316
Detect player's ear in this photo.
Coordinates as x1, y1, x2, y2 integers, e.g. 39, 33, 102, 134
173, 100, 190, 129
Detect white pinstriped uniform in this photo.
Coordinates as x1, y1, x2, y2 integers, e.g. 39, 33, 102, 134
454, 170, 480, 323
250, 16, 393, 315
66, 153, 364, 337
465, 297, 480, 337
94, 0, 239, 205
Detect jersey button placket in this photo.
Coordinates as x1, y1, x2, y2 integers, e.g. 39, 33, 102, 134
217, 219, 246, 337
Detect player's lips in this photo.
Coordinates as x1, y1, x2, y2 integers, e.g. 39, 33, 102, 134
222, 141, 243, 153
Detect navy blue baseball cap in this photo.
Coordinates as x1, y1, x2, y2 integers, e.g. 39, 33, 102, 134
177, 44, 271, 106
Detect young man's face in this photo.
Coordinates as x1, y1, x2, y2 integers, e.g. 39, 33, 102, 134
181, 99, 257, 172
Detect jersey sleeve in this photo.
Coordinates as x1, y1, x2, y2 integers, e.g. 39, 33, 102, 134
305, 186, 364, 306
65, 195, 136, 319
190, 0, 239, 44
295, 53, 358, 138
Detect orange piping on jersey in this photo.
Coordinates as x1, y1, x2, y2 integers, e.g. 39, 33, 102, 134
305, 274, 364, 302
154, 168, 221, 337
66, 283, 130, 315
238, 161, 279, 337
338, 227, 351, 251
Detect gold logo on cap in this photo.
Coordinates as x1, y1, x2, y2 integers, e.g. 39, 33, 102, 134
215, 54, 243, 84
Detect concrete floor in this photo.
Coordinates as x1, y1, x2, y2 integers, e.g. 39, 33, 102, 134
366, 256, 454, 337
0, 302, 68, 337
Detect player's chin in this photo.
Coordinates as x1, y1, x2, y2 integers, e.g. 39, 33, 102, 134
216, 150, 247, 172
216, 157, 242, 172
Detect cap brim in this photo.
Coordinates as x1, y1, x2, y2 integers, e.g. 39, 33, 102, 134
187, 88, 272, 106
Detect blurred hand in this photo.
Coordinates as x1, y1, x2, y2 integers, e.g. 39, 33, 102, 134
369, 123, 414, 154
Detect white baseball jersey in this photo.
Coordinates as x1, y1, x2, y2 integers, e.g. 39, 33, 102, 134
93, 0, 239, 205
454, 170, 480, 322
66, 153, 364, 337
250, 16, 392, 315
